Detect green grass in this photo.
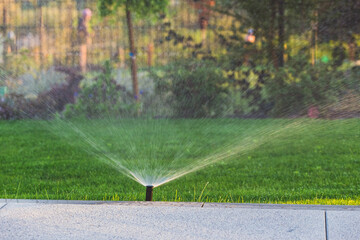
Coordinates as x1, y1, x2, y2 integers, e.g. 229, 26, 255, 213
0, 118, 359, 205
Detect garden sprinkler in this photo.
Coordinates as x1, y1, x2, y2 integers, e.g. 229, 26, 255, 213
145, 185, 153, 201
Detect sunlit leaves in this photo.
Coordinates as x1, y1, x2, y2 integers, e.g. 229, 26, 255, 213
98, 0, 169, 18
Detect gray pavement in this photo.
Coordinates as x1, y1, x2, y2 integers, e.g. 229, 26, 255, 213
326, 211, 360, 239
0, 199, 359, 240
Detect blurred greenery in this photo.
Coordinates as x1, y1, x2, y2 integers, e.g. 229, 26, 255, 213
151, 59, 229, 117
1, 0, 359, 70
64, 61, 136, 118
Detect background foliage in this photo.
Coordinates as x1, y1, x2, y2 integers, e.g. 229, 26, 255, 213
0, 0, 359, 119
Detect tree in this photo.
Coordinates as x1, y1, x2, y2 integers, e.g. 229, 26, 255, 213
317, 0, 360, 61
215, 0, 282, 67
215, 0, 319, 67
98, 0, 169, 102
188, 0, 215, 45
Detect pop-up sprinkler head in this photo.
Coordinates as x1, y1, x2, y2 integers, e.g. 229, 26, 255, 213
145, 185, 153, 201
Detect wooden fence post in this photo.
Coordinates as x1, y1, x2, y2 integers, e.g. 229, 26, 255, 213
2, 7, 7, 64
78, 8, 92, 72
147, 42, 154, 67
119, 47, 125, 68
39, 5, 47, 67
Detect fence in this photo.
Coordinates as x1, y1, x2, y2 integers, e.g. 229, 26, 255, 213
0, 0, 234, 71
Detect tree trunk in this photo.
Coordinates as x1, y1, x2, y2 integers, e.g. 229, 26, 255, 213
147, 43, 154, 67
349, 38, 356, 61
348, 0, 357, 61
278, 0, 285, 67
126, 8, 139, 102
39, 6, 46, 67
118, 47, 125, 68
267, 0, 278, 68
311, 10, 318, 65
2, 7, 7, 64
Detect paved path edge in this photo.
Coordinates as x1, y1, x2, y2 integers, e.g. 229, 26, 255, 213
1, 198, 359, 211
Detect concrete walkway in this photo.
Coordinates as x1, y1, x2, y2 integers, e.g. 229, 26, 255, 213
1, 199, 359, 240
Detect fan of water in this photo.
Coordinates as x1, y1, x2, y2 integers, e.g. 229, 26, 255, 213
46, 116, 289, 187
1, 64, 356, 191
35, 91, 307, 188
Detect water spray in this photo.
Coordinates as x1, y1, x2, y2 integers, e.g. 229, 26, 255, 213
145, 185, 153, 201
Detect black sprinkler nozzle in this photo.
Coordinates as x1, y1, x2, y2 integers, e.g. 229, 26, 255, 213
145, 185, 153, 201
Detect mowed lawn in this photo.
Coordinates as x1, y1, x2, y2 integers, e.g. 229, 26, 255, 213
0, 118, 359, 205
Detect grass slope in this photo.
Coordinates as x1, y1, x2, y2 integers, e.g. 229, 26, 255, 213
0, 118, 359, 204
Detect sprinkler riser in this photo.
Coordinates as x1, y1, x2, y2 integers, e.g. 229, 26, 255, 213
146, 186, 153, 201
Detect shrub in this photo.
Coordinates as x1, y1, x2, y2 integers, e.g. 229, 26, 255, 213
321, 64, 360, 118
14, 67, 67, 98
151, 60, 230, 118
0, 93, 27, 119
322, 90, 360, 119
222, 65, 272, 118
4, 49, 38, 77
342, 64, 360, 92
64, 61, 135, 118
263, 57, 343, 117
0, 66, 86, 119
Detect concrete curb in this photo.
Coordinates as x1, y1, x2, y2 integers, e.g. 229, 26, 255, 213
1, 198, 359, 211
1, 199, 360, 239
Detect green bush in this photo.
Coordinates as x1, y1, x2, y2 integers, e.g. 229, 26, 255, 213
0, 93, 27, 119
341, 64, 360, 92
151, 60, 230, 118
64, 61, 136, 118
5, 49, 39, 77
263, 57, 343, 117
222, 65, 271, 117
